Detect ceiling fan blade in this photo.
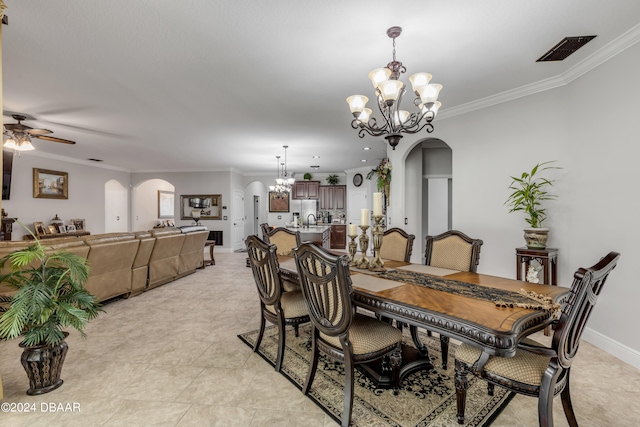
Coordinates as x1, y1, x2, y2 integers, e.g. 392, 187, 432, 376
28, 128, 53, 136
33, 135, 76, 145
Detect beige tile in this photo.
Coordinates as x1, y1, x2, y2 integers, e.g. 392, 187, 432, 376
176, 404, 257, 427
101, 400, 192, 426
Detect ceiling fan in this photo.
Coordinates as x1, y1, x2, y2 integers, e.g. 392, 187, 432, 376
3, 113, 75, 151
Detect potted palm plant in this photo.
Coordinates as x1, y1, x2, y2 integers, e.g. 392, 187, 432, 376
505, 161, 560, 249
0, 229, 101, 395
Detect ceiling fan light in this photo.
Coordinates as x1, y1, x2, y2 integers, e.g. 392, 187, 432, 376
16, 139, 35, 151
378, 79, 404, 102
3, 138, 17, 149
409, 73, 432, 94
346, 95, 369, 115
368, 67, 392, 88
418, 83, 443, 104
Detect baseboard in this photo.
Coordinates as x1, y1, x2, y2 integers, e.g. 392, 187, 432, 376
582, 327, 640, 370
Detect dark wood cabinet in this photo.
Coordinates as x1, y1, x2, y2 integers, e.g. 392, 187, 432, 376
292, 181, 320, 200
330, 224, 346, 249
319, 185, 346, 210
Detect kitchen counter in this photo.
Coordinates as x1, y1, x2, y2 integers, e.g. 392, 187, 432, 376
286, 225, 332, 249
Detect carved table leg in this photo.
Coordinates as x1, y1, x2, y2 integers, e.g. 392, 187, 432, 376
455, 359, 470, 425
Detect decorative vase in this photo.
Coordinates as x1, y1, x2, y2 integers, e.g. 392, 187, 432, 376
523, 227, 549, 249
19, 333, 69, 395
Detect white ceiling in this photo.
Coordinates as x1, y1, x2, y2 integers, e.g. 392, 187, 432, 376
3, 1, 640, 174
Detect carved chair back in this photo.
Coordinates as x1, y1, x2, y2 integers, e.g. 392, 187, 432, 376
425, 229, 483, 272
379, 227, 415, 262
245, 235, 282, 308
294, 243, 353, 338
263, 227, 302, 257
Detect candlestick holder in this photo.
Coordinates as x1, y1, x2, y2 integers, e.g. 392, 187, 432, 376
348, 234, 358, 266
356, 225, 370, 269
369, 215, 386, 272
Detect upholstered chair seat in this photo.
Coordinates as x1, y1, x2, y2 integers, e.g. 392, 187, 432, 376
265, 291, 308, 319
319, 313, 403, 358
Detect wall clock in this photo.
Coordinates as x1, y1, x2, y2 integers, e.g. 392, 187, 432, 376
353, 173, 363, 187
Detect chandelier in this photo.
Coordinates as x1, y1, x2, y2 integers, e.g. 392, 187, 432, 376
346, 26, 443, 150
269, 145, 295, 197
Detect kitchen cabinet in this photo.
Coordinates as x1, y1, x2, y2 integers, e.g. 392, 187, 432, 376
330, 224, 346, 249
319, 185, 346, 210
292, 181, 320, 200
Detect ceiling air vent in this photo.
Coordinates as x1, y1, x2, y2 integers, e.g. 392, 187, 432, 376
536, 36, 596, 62
87, 158, 103, 162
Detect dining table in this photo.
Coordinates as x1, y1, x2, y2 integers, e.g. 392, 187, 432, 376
277, 254, 570, 386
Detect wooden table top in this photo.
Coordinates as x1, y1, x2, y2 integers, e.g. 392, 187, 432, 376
278, 256, 569, 357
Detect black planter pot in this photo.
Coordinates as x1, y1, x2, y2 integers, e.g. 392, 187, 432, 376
19, 333, 69, 395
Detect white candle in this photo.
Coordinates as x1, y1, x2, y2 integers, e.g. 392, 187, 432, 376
373, 192, 383, 217
348, 224, 357, 237
360, 209, 369, 226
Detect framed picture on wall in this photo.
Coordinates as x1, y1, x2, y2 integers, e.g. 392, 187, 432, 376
269, 192, 290, 212
158, 190, 175, 218
33, 168, 68, 199
180, 194, 222, 220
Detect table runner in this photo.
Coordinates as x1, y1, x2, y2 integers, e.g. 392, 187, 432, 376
378, 269, 560, 315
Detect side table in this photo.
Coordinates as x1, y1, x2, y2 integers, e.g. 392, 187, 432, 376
200, 240, 216, 268
516, 247, 558, 335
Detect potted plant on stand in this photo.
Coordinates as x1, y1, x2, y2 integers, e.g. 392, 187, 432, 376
0, 229, 101, 395
505, 161, 560, 249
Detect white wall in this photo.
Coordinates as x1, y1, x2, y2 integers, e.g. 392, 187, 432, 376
2, 153, 130, 239
390, 41, 640, 365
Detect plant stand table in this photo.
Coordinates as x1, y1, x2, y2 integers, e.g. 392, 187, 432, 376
516, 247, 558, 335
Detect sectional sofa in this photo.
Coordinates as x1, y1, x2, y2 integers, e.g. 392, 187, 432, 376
0, 227, 209, 302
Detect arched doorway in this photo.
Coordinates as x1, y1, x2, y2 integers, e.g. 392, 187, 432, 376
404, 138, 452, 261
132, 179, 175, 231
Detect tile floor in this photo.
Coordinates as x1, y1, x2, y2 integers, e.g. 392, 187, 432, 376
0, 252, 639, 426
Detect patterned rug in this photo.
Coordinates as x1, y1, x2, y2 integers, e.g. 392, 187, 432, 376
238, 324, 514, 427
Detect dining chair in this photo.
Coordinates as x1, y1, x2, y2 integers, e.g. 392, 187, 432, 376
422, 229, 484, 369
259, 222, 273, 240
379, 227, 415, 262
245, 235, 310, 372
294, 242, 403, 427
262, 226, 303, 291
454, 251, 620, 427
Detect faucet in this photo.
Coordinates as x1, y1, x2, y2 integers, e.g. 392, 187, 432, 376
307, 214, 317, 226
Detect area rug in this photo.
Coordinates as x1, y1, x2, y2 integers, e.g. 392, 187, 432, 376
238, 324, 514, 427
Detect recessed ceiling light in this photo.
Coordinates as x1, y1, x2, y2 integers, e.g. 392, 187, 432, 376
362, 147, 371, 151
312, 155, 320, 159
361, 159, 367, 162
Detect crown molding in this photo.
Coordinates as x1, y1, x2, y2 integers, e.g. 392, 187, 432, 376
439, 23, 640, 120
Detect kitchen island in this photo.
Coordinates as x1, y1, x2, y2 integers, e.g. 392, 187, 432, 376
287, 225, 332, 249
